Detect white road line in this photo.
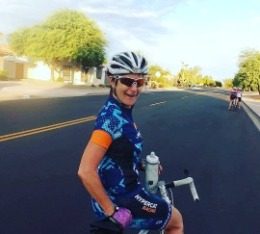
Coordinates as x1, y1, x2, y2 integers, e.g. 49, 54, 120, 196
149, 101, 166, 106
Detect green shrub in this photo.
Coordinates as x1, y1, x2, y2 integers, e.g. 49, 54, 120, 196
158, 83, 166, 88
56, 77, 64, 82
158, 83, 171, 88
0, 70, 8, 81
150, 81, 158, 89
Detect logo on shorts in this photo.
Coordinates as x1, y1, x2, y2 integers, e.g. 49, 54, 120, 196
135, 194, 158, 213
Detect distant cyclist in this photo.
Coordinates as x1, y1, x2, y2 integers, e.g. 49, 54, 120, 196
228, 87, 238, 110
78, 51, 183, 233
236, 88, 243, 110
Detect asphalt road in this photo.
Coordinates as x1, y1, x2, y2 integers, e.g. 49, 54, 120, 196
0, 90, 260, 234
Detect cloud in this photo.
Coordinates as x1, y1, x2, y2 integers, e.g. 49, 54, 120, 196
79, 0, 184, 62
1, 0, 260, 80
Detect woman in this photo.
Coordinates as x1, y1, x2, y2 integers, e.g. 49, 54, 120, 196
78, 51, 183, 233
236, 88, 243, 110
228, 87, 238, 110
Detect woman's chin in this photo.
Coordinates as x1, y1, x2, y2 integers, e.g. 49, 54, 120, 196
123, 96, 137, 106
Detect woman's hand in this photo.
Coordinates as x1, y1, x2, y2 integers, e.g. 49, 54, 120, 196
109, 207, 132, 228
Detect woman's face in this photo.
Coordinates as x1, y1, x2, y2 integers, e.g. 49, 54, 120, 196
110, 74, 145, 107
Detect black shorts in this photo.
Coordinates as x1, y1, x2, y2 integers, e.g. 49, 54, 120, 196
230, 95, 237, 100
92, 186, 172, 231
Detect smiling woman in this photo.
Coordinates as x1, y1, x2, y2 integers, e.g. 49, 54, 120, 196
110, 74, 145, 107
78, 51, 184, 233
106, 51, 148, 107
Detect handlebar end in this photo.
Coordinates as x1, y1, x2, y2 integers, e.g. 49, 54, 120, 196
184, 169, 190, 176
194, 198, 200, 203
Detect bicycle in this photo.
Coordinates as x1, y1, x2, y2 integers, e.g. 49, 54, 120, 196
230, 98, 238, 111
90, 155, 200, 234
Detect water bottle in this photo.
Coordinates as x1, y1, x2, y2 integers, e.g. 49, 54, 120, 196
145, 151, 159, 193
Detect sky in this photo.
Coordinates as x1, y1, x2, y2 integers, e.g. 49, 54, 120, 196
1, 0, 260, 81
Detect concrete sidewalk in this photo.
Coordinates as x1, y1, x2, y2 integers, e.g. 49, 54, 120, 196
0, 79, 110, 101
242, 93, 260, 117
241, 92, 260, 131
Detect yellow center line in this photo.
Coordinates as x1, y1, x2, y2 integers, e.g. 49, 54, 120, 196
0, 115, 96, 143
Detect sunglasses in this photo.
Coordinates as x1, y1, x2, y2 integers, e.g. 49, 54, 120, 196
117, 77, 145, 88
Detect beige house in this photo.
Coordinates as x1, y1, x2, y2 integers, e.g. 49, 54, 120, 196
1, 55, 31, 80
0, 45, 107, 85
0, 45, 26, 79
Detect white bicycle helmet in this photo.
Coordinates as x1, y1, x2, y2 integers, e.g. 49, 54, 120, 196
107, 51, 148, 76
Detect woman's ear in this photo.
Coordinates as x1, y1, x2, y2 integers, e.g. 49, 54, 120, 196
109, 76, 116, 88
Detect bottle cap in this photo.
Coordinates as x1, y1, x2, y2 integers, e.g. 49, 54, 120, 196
146, 151, 159, 164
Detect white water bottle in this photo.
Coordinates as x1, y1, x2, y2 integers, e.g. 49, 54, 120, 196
145, 151, 159, 194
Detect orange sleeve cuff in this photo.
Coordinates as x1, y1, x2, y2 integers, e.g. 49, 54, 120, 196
90, 130, 113, 149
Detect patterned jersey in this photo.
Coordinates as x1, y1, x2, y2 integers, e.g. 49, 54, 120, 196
90, 95, 172, 231
91, 95, 143, 198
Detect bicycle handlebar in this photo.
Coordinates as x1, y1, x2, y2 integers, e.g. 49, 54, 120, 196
163, 176, 200, 202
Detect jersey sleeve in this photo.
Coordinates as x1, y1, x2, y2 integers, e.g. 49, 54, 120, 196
90, 130, 113, 149
94, 103, 123, 140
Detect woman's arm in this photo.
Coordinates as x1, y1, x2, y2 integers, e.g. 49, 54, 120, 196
78, 141, 115, 216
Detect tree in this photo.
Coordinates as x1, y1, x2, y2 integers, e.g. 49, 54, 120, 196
223, 79, 234, 89
215, 81, 222, 87
233, 72, 247, 89
149, 65, 163, 81
202, 75, 216, 87
8, 9, 107, 81
176, 63, 203, 87
236, 49, 260, 94
148, 65, 172, 88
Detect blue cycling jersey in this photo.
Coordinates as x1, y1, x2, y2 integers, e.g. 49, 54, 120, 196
94, 95, 143, 196
91, 95, 172, 230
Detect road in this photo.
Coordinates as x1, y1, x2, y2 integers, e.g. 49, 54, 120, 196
0, 90, 259, 234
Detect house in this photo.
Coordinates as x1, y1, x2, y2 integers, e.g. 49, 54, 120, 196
0, 44, 107, 85
0, 45, 24, 79
1, 55, 32, 80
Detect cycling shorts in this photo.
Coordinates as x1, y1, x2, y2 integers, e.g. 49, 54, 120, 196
92, 186, 172, 231
237, 97, 241, 102
230, 95, 237, 100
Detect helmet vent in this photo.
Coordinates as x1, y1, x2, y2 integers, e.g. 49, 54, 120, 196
131, 52, 138, 67
119, 56, 132, 68
111, 64, 122, 69
140, 58, 146, 69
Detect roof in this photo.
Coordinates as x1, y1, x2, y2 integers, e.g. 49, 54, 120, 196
0, 45, 15, 56
4, 55, 31, 63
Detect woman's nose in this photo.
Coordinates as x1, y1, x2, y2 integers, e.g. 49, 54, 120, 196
127, 81, 138, 90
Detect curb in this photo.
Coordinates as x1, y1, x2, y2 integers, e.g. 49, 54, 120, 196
242, 101, 260, 132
